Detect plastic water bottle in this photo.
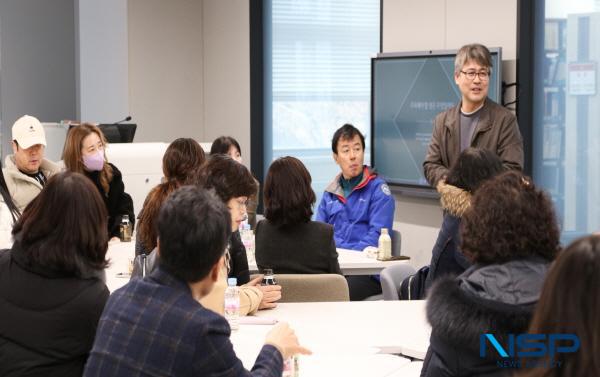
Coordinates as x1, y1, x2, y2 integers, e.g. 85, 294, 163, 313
377, 228, 392, 260
224, 278, 240, 331
240, 224, 255, 264
282, 355, 299, 377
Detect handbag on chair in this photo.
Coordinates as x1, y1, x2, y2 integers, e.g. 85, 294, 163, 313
131, 249, 158, 279
398, 265, 429, 300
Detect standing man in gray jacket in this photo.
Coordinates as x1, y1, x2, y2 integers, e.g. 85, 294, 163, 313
423, 43, 523, 188
3, 115, 61, 211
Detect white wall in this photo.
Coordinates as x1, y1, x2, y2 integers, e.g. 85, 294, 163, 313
76, 0, 129, 123
125, 0, 250, 165
0, 0, 76, 158
202, 0, 251, 166
383, 0, 518, 104
128, 0, 204, 142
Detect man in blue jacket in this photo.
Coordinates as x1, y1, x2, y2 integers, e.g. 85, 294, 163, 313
316, 124, 395, 300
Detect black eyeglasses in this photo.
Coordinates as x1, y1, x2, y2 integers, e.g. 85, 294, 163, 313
460, 70, 490, 81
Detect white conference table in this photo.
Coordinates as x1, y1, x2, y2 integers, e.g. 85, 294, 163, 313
105, 242, 409, 293
230, 301, 430, 376
249, 248, 408, 276
388, 361, 425, 377
105, 240, 136, 293
105, 242, 430, 376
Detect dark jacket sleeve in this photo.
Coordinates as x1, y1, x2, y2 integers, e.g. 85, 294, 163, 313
420, 346, 433, 377
495, 111, 524, 172
195, 314, 283, 377
81, 283, 110, 350
229, 231, 250, 285
423, 112, 449, 188
425, 214, 467, 292
106, 164, 135, 238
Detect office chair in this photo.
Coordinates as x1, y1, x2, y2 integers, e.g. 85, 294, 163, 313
380, 264, 417, 300
391, 229, 402, 257
276, 274, 350, 303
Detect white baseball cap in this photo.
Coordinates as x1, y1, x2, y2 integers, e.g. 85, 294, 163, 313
12, 115, 47, 149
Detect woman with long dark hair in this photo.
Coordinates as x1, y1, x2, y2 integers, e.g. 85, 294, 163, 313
63, 123, 134, 239
517, 235, 600, 377
256, 156, 341, 274
135, 138, 205, 255
0, 171, 109, 376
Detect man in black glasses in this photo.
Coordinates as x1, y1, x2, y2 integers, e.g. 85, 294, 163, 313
423, 43, 523, 188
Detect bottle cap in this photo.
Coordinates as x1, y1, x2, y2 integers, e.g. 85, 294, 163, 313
381, 228, 388, 234
227, 277, 237, 286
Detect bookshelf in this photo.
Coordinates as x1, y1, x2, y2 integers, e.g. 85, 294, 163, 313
542, 18, 567, 218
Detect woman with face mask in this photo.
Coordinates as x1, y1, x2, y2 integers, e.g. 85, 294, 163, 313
63, 123, 134, 240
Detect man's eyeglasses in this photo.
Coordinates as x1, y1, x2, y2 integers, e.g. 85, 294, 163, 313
460, 70, 490, 81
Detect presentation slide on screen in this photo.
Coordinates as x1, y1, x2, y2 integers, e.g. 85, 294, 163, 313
372, 55, 499, 188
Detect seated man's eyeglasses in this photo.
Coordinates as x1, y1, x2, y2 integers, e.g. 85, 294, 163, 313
460, 70, 490, 81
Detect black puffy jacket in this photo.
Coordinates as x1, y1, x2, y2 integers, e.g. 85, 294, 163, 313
0, 244, 108, 377
424, 182, 472, 294
421, 258, 549, 377
84, 163, 135, 239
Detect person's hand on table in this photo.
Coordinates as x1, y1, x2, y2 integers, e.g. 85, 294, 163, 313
247, 275, 282, 309
265, 322, 311, 359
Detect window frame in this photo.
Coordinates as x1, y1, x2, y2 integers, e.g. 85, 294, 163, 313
250, 0, 384, 199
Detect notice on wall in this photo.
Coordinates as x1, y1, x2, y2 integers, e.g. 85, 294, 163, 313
568, 62, 596, 96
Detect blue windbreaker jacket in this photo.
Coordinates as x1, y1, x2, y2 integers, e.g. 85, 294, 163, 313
316, 166, 395, 251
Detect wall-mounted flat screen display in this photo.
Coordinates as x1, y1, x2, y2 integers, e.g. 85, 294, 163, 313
371, 48, 502, 196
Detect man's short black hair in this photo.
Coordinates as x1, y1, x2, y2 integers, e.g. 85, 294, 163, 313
331, 123, 365, 154
157, 186, 231, 283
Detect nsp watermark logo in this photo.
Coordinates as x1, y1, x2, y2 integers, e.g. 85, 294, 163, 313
480, 333, 580, 368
